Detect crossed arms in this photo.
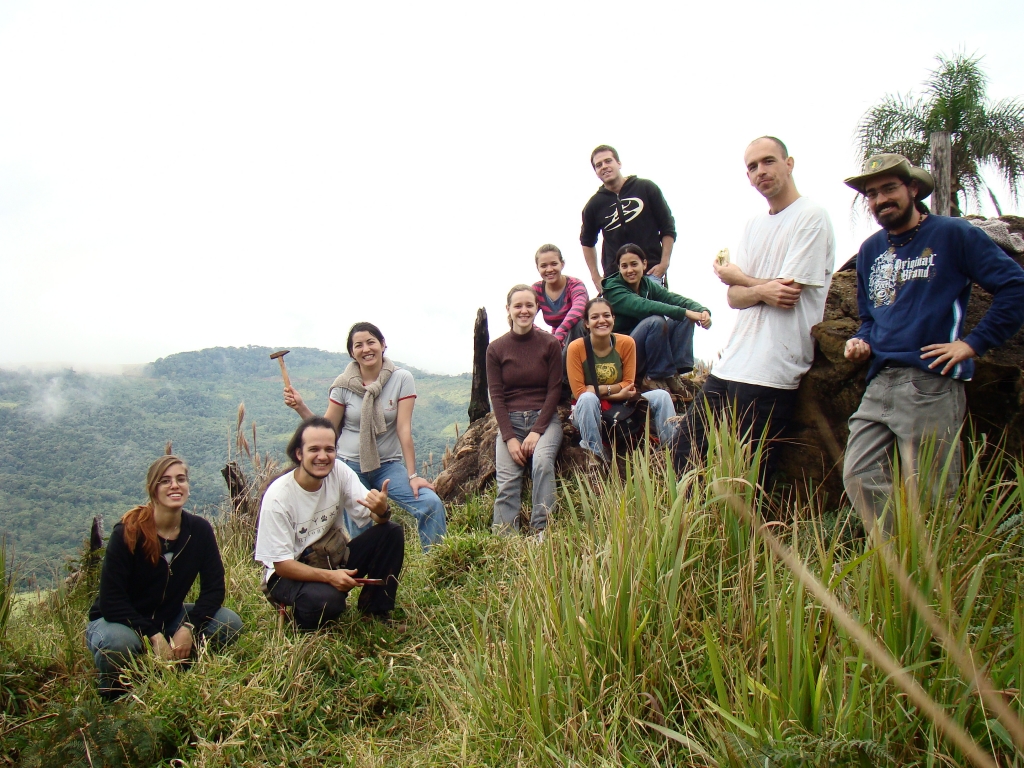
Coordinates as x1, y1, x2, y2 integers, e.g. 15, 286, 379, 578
713, 261, 805, 310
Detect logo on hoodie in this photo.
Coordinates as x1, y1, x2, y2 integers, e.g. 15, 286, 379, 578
868, 247, 936, 308
604, 198, 644, 231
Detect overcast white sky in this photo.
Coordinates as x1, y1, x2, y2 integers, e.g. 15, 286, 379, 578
1, 1, 1022, 375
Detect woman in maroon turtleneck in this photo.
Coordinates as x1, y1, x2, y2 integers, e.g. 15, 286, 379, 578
485, 284, 564, 538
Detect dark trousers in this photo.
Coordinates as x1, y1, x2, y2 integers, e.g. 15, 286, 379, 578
671, 375, 798, 483
268, 521, 404, 630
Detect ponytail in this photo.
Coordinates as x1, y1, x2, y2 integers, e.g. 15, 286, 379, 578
120, 504, 161, 565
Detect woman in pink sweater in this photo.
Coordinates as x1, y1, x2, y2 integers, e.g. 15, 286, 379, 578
532, 244, 589, 348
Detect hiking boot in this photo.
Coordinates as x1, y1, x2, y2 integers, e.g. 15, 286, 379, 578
641, 377, 671, 393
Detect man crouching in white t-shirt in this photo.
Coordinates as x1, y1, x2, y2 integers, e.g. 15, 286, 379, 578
255, 416, 404, 630
672, 136, 836, 486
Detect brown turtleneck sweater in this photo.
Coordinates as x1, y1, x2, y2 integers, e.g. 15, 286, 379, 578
485, 326, 563, 442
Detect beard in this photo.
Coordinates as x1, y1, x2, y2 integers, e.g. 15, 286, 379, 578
874, 200, 916, 232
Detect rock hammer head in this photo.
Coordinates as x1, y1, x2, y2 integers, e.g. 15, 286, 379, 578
270, 350, 292, 388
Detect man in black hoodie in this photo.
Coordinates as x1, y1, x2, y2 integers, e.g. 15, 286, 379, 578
581, 145, 677, 293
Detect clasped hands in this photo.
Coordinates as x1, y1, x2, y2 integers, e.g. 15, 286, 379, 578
150, 624, 194, 662
506, 432, 541, 467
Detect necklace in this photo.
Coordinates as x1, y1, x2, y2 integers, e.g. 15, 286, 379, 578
886, 213, 928, 251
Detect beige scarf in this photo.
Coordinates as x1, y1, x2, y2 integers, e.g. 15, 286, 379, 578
331, 357, 395, 472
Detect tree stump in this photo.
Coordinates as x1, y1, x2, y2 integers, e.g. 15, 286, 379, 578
468, 307, 491, 423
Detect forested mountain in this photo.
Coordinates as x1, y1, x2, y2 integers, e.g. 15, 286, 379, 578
0, 346, 470, 580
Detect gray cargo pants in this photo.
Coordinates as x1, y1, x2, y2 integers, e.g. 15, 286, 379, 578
493, 411, 562, 534
843, 366, 965, 536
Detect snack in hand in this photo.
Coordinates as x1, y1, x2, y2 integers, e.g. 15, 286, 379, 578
714, 248, 730, 266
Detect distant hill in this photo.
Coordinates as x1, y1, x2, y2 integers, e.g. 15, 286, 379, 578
0, 346, 470, 580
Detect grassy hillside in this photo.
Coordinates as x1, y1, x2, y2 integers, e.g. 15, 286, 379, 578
1, 431, 1022, 766
0, 347, 469, 580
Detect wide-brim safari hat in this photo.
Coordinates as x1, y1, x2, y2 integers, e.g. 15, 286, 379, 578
844, 153, 935, 201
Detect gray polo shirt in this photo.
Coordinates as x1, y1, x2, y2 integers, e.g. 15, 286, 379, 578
328, 369, 417, 465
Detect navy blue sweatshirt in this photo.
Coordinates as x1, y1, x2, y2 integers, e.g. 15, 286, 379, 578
89, 511, 226, 638
854, 215, 1024, 382
581, 176, 677, 276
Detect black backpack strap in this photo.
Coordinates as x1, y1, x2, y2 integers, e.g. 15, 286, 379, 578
583, 335, 602, 400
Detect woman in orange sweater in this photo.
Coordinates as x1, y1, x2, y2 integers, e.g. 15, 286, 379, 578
566, 297, 676, 461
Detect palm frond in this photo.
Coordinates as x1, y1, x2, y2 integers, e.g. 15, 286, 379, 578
855, 50, 1024, 216
924, 52, 988, 134
855, 94, 928, 163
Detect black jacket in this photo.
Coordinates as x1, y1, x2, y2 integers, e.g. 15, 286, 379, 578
580, 176, 677, 276
89, 511, 226, 638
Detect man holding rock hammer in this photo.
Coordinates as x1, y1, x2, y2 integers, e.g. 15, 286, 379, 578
255, 417, 405, 629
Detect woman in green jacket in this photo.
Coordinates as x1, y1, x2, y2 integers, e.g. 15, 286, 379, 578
602, 243, 712, 386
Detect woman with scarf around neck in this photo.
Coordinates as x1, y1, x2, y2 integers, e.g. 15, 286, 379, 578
486, 285, 564, 537
86, 453, 243, 699
284, 322, 447, 550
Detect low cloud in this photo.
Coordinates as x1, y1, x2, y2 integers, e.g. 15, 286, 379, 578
27, 377, 65, 422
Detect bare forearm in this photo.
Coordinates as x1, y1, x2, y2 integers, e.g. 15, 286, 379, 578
583, 246, 601, 287
660, 236, 674, 269
273, 559, 332, 583
727, 284, 766, 309
398, 429, 417, 475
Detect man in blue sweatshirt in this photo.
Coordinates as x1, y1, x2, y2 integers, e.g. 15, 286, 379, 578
842, 154, 1024, 535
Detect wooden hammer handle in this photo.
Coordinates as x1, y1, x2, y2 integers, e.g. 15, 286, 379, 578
276, 357, 291, 389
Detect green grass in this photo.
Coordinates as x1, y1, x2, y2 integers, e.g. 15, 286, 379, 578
2, 425, 1024, 766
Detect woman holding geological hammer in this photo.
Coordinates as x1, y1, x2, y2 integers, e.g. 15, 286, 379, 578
283, 322, 447, 551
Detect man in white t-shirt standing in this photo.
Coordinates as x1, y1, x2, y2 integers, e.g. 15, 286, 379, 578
255, 417, 404, 630
672, 136, 836, 484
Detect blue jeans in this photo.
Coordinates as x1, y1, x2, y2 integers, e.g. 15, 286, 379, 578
571, 390, 674, 460
630, 315, 695, 379
342, 459, 447, 551
493, 411, 563, 533
86, 605, 242, 695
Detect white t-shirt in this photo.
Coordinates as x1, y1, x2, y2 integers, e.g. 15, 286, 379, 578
254, 461, 372, 581
329, 369, 417, 464
714, 196, 836, 390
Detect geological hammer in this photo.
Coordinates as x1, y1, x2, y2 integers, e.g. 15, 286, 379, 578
270, 349, 292, 389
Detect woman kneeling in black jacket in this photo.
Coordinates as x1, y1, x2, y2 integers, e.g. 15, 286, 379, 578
86, 453, 242, 698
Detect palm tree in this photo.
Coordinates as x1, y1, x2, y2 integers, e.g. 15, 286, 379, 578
856, 52, 1024, 216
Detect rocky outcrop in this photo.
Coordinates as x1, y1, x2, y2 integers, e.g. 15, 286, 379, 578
436, 217, 1024, 507
777, 215, 1024, 503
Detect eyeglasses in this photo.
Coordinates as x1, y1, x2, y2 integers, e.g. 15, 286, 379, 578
864, 181, 905, 201
157, 476, 189, 487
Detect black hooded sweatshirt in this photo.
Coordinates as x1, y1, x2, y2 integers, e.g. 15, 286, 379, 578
580, 175, 677, 277
88, 511, 226, 638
